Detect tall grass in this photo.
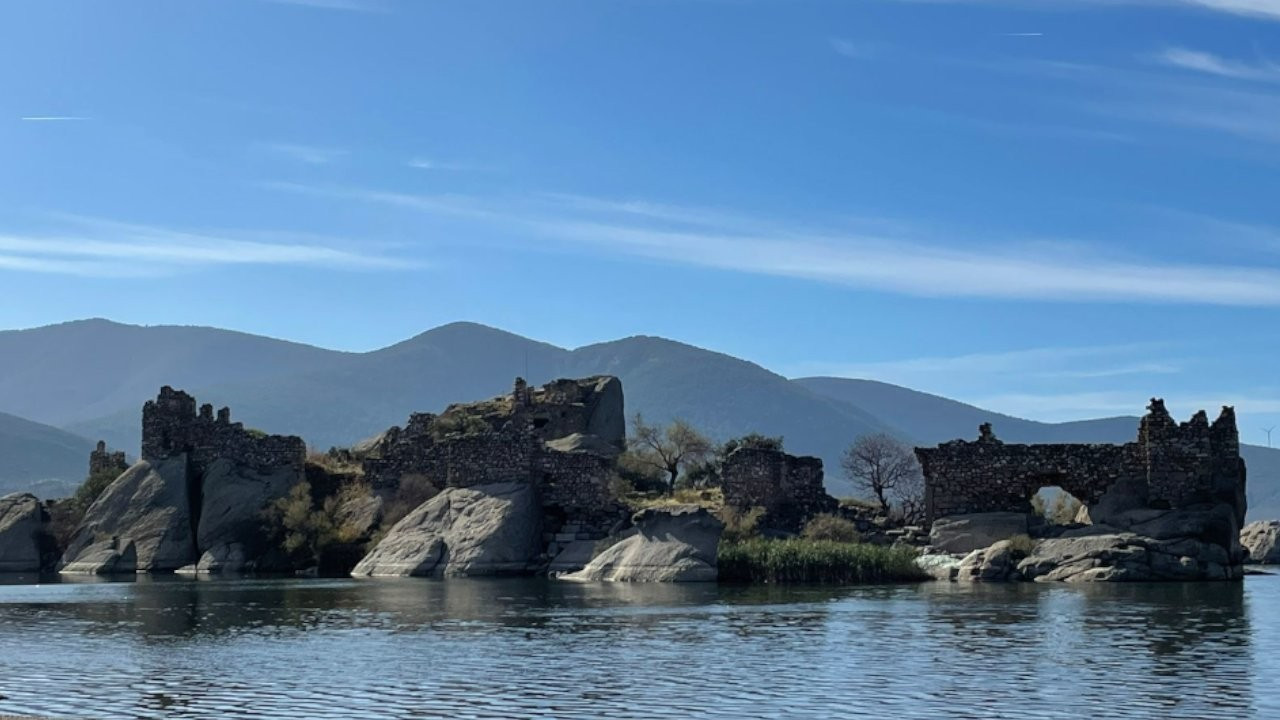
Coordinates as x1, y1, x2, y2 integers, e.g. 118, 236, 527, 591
718, 538, 927, 584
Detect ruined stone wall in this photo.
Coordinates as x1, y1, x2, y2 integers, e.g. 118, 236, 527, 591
362, 377, 629, 542
140, 386, 306, 474
721, 447, 836, 531
88, 440, 128, 479
916, 400, 1245, 524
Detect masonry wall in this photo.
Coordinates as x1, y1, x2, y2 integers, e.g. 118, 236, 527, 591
88, 440, 128, 479
141, 386, 306, 474
916, 400, 1245, 524
721, 447, 836, 532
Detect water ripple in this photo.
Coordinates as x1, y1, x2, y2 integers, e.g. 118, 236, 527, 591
0, 576, 1273, 719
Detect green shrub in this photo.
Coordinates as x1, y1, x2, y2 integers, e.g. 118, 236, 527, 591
716, 505, 765, 543
1004, 534, 1038, 558
718, 538, 927, 584
378, 473, 440, 533
800, 513, 861, 543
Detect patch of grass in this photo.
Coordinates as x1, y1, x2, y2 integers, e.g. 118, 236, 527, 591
837, 497, 880, 512
1003, 534, 1038, 558
800, 513, 861, 543
716, 505, 765, 544
626, 487, 724, 512
718, 538, 927, 584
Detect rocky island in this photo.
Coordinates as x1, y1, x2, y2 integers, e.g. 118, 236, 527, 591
0, 378, 1262, 585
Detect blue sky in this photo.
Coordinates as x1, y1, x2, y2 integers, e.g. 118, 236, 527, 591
3, 0, 1280, 441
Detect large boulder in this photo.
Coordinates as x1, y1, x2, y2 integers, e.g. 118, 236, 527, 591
1017, 530, 1235, 582
956, 539, 1026, 582
0, 493, 47, 573
1241, 520, 1280, 564
563, 505, 723, 582
195, 458, 300, 571
929, 512, 1029, 554
59, 538, 137, 575
61, 456, 196, 573
351, 481, 541, 578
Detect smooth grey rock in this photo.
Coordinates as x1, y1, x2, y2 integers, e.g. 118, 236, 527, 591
335, 493, 383, 541
197, 458, 300, 557
563, 505, 722, 582
60, 538, 137, 575
61, 456, 195, 572
929, 512, 1029, 554
1242, 520, 1280, 564
582, 376, 625, 453
956, 539, 1026, 582
0, 493, 46, 573
548, 539, 599, 574
176, 543, 250, 575
351, 481, 541, 578
1017, 532, 1236, 582
545, 433, 622, 457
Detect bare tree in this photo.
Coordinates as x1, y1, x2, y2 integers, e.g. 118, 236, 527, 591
628, 414, 713, 493
842, 433, 923, 517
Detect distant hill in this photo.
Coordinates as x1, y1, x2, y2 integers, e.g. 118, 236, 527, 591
0, 411, 94, 499
59, 324, 892, 470
3, 318, 1276, 520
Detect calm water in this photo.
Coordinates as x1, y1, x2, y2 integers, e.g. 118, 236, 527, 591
0, 574, 1276, 720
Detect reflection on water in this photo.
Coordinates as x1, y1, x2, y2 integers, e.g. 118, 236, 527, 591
0, 575, 1273, 719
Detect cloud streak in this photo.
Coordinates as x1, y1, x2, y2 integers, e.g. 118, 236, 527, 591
272, 183, 1280, 307
1152, 46, 1280, 81
255, 0, 389, 11
20, 116, 89, 122
263, 143, 348, 165
0, 217, 411, 277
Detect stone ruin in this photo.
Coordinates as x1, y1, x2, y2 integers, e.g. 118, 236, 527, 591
361, 376, 629, 551
60, 387, 307, 574
142, 386, 306, 475
720, 447, 836, 532
915, 399, 1249, 581
88, 440, 128, 479
915, 399, 1245, 527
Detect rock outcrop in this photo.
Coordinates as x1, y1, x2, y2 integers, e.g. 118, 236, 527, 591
929, 512, 1029, 555
60, 388, 306, 574
1017, 529, 1234, 582
61, 456, 195, 573
0, 493, 48, 573
563, 506, 723, 582
351, 482, 542, 577
357, 377, 629, 562
955, 539, 1026, 582
59, 538, 137, 575
1241, 520, 1280, 564
195, 459, 299, 573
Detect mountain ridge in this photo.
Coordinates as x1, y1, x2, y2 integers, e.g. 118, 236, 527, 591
3, 318, 1277, 519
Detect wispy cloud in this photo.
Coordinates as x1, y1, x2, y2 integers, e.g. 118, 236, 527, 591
1152, 46, 1280, 81
969, 390, 1280, 423
830, 38, 874, 59
1001, 32, 1044, 37
883, 0, 1280, 22
20, 116, 90, 122
263, 143, 348, 165
270, 183, 1280, 307
406, 157, 482, 172
791, 344, 1173, 381
254, 0, 389, 11
0, 216, 411, 278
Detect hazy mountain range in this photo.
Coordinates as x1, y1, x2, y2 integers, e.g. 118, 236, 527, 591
3, 318, 1277, 519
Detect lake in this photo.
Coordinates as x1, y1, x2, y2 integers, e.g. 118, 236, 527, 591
0, 574, 1275, 720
